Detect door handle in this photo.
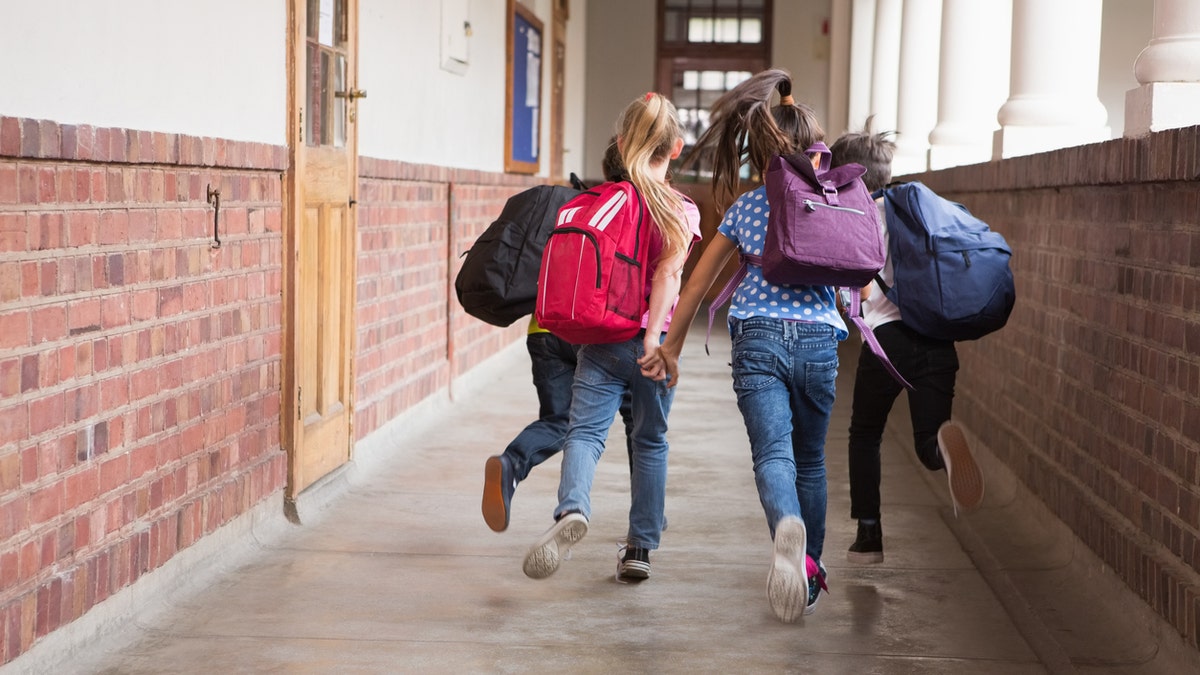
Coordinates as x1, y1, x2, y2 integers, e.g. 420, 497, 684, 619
335, 88, 367, 100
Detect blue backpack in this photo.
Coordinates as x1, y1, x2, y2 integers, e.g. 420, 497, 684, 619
875, 182, 1015, 341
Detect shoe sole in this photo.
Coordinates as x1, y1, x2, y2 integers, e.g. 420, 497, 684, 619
766, 516, 808, 623
846, 549, 884, 564
618, 560, 650, 580
523, 513, 588, 579
938, 422, 985, 513
482, 456, 508, 533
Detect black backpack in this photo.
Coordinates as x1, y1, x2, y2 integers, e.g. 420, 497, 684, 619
455, 175, 586, 327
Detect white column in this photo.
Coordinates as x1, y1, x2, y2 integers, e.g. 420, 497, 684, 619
993, 0, 1110, 159
892, 0, 942, 176
846, 0, 877, 133
1124, 0, 1200, 137
868, 0, 903, 135
828, 0, 853, 138
927, 0, 1012, 169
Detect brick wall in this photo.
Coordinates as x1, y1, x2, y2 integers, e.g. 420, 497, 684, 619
918, 125, 1200, 649
0, 116, 288, 665
352, 157, 541, 443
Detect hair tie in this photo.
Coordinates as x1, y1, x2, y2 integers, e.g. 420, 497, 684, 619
645, 92, 656, 102
779, 94, 794, 106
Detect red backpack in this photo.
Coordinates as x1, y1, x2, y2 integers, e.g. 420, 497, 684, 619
535, 181, 654, 344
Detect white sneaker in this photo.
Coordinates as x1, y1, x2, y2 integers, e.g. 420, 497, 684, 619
766, 515, 808, 623
938, 421, 984, 514
523, 512, 589, 579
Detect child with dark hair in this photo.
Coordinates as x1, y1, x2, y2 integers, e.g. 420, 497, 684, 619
523, 93, 701, 582
639, 69, 838, 622
829, 120, 984, 565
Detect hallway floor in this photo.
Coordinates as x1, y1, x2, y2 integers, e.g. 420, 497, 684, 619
41, 320, 1197, 674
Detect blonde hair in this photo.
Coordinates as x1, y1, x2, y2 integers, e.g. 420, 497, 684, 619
615, 93, 690, 268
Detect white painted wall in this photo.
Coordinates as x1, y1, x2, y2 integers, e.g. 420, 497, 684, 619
358, 0, 508, 171
0, 0, 285, 145
582, 0, 656, 181
772, 0, 833, 131
562, 0, 589, 180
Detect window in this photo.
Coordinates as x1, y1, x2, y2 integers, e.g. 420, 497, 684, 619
656, 0, 772, 169
306, 0, 348, 147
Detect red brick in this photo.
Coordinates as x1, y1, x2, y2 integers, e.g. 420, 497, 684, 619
0, 117, 19, 155
16, 166, 36, 204
29, 392, 64, 436
36, 167, 56, 202
0, 261, 18, 303
0, 212, 26, 252
67, 298, 101, 336
0, 164, 17, 204
100, 293, 129, 330
98, 456, 128, 494
30, 484, 62, 526
38, 260, 56, 296
30, 305, 66, 343
66, 210, 98, 247
0, 310, 28, 349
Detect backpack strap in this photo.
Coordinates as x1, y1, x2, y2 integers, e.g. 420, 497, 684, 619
704, 251, 757, 354
845, 290, 913, 390
805, 142, 832, 173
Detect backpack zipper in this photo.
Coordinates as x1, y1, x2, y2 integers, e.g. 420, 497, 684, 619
803, 199, 864, 215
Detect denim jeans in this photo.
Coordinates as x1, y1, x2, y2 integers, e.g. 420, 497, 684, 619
503, 332, 634, 483
729, 317, 838, 562
556, 334, 675, 550
847, 321, 959, 521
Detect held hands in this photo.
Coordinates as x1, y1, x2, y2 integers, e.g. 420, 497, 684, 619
638, 339, 682, 388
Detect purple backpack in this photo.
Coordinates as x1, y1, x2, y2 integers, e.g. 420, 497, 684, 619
760, 143, 886, 287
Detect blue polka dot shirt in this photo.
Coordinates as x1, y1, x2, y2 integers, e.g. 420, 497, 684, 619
716, 186, 848, 340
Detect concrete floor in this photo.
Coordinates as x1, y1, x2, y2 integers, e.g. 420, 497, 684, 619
16, 319, 1199, 674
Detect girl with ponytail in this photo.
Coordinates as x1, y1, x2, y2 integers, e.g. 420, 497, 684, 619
523, 93, 702, 584
639, 69, 841, 622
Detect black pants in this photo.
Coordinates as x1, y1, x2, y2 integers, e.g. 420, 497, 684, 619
847, 321, 959, 521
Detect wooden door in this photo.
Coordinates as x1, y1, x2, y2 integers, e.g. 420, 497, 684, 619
284, 0, 361, 498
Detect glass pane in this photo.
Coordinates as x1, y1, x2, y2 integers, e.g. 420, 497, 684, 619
682, 70, 699, 90
319, 50, 331, 144
663, 10, 686, 42
306, 43, 320, 146
317, 0, 335, 46
725, 71, 751, 89
334, 54, 346, 147
740, 18, 761, 43
687, 18, 712, 42
306, 0, 320, 40
715, 18, 739, 42
699, 70, 724, 90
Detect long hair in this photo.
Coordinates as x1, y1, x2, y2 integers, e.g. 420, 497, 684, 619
615, 93, 690, 268
685, 68, 824, 211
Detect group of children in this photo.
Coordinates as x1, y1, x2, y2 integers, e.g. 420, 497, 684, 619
479, 69, 985, 624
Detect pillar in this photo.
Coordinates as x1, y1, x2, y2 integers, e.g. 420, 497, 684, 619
1124, 0, 1200, 137
927, 0, 1012, 169
846, 0, 877, 133
892, 0, 942, 176
868, 0, 903, 135
993, 0, 1110, 159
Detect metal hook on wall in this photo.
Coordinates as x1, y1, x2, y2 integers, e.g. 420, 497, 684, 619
206, 184, 222, 249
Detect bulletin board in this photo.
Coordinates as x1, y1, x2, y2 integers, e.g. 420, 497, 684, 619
505, 1, 543, 174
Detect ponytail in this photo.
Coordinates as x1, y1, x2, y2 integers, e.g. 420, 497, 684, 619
615, 93, 690, 269
683, 68, 824, 210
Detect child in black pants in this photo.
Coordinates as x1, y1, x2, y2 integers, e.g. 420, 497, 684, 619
830, 122, 985, 563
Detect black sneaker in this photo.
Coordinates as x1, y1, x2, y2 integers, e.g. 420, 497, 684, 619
805, 558, 828, 616
618, 545, 651, 580
482, 455, 515, 532
846, 520, 884, 563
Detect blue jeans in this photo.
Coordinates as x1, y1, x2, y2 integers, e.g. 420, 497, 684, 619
729, 317, 838, 562
502, 332, 635, 483
556, 334, 675, 550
